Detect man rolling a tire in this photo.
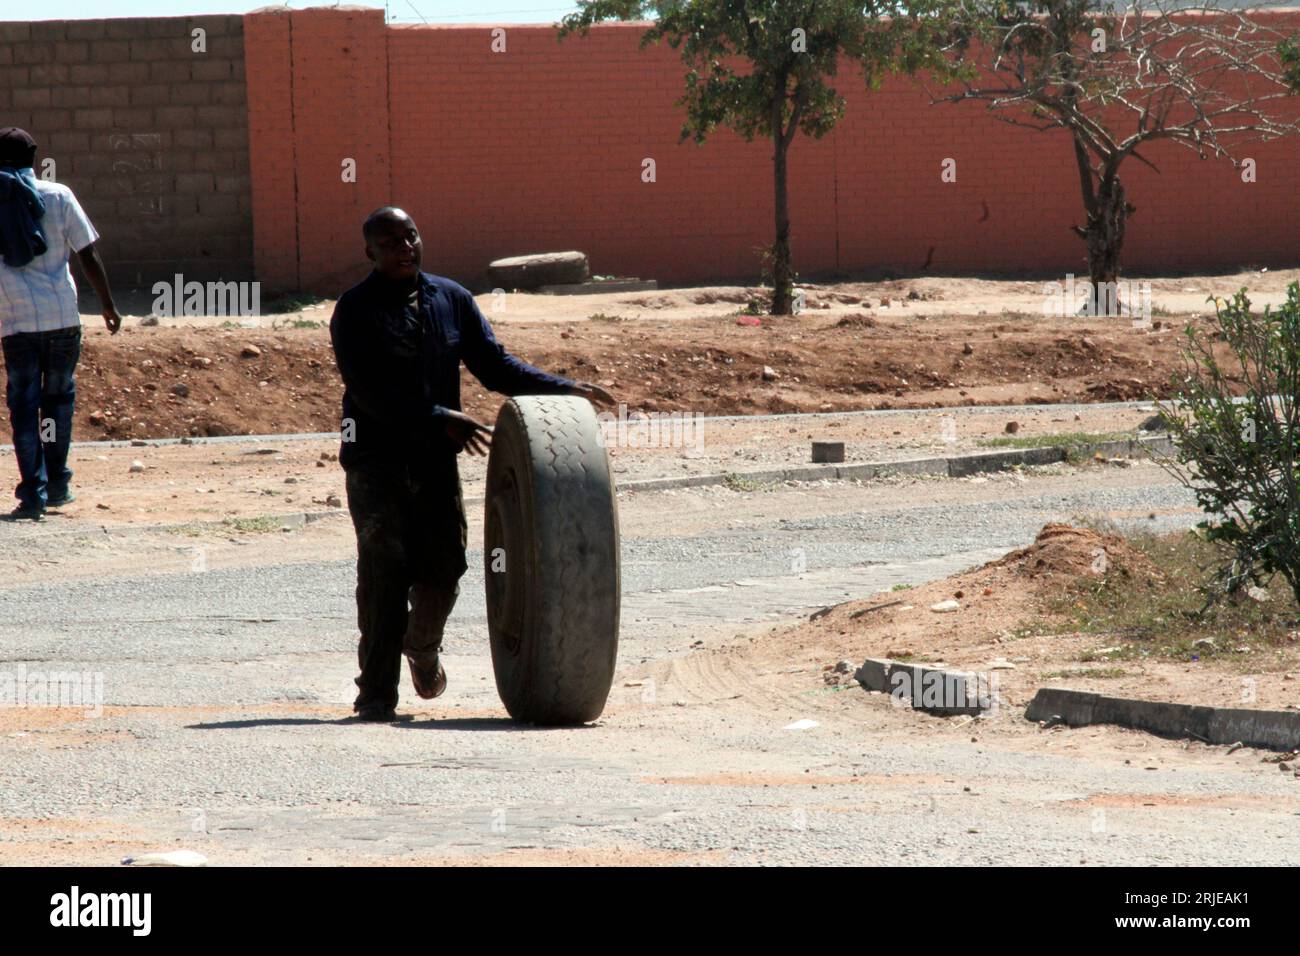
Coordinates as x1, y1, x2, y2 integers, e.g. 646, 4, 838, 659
330, 207, 615, 722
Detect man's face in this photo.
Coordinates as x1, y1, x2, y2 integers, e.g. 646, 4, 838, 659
365, 213, 422, 282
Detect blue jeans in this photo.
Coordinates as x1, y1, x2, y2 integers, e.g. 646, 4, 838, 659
2, 326, 81, 509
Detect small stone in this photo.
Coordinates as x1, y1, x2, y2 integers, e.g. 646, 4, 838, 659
241, 344, 262, 359
139, 315, 160, 327
130, 439, 148, 447
962, 342, 973, 355
1005, 421, 1020, 434
325, 493, 342, 508
129, 460, 145, 474
284, 477, 298, 485
762, 365, 778, 382
1247, 586, 1269, 603
170, 383, 190, 398
930, 599, 960, 613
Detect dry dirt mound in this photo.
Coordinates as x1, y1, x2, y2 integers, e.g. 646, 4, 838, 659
988, 523, 1161, 585
0, 301, 1236, 441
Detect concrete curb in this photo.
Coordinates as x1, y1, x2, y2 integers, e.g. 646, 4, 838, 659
855, 657, 994, 716
622, 435, 1173, 494
1025, 687, 1300, 751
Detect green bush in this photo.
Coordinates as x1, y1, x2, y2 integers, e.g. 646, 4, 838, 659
1157, 281, 1300, 604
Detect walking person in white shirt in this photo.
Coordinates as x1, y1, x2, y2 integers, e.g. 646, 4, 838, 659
0, 127, 122, 521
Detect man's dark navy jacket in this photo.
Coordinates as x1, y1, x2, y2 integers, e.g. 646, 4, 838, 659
330, 270, 574, 471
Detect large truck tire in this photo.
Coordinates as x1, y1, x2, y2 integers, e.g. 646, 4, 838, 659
484, 395, 620, 724
486, 252, 590, 291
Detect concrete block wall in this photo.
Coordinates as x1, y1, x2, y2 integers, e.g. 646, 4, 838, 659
0, 15, 253, 289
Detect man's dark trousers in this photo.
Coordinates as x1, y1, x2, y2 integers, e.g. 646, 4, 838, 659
2, 325, 80, 510
344, 453, 468, 710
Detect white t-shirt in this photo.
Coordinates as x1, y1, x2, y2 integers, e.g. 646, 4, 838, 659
0, 174, 99, 338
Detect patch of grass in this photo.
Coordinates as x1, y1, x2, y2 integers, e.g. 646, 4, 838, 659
722, 473, 774, 493
588, 312, 627, 323
1043, 667, 1128, 679
891, 583, 913, 591
977, 431, 1131, 451
275, 318, 323, 330
1045, 529, 1300, 663
221, 516, 285, 534
731, 298, 766, 317
165, 522, 208, 538
1007, 622, 1045, 640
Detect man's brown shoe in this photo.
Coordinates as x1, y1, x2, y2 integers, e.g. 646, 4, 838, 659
407, 654, 447, 700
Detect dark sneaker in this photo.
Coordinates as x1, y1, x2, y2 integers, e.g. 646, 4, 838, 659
2, 504, 45, 522
46, 491, 75, 508
353, 699, 398, 722
407, 654, 447, 700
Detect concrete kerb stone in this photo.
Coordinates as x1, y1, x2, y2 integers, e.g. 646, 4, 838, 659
1025, 687, 1300, 751
855, 657, 993, 716
621, 434, 1170, 495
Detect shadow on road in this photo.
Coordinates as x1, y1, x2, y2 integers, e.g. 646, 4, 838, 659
184, 715, 591, 731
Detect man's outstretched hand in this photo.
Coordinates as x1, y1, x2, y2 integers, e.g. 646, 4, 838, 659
103, 307, 122, 335
441, 410, 492, 456
569, 382, 618, 409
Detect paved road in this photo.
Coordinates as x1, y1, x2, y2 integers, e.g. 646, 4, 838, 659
2, 462, 1298, 865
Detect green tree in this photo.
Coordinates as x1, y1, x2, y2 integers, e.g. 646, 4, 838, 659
1157, 282, 1300, 606
560, 0, 959, 315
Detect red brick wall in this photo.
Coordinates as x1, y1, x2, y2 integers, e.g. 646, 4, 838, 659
244, 7, 1300, 295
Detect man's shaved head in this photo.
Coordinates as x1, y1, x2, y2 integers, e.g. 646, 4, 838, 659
363, 206, 415, 241
363, 206, 422, 284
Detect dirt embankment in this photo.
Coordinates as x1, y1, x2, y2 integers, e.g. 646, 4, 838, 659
0, 309, 1232, 442
780, 524, 1298, 713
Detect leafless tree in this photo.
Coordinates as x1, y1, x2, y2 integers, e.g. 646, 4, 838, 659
945, 1, 1300, 313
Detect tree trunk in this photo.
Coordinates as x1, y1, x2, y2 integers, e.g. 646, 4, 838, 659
769, 129, 794, 316
1080, 174, 1130, 317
